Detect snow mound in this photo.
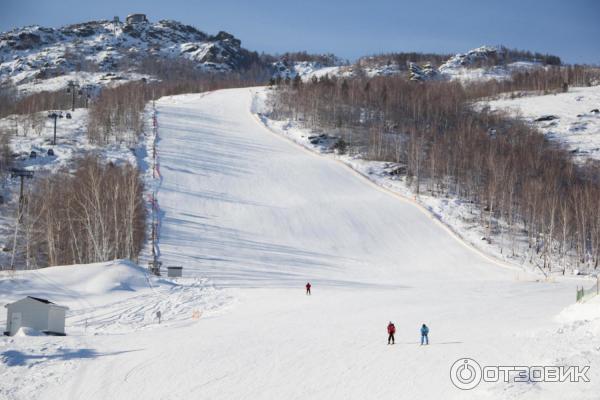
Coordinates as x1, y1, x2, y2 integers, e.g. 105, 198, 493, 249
0, 260, 159, 307
556, 295, 600, 324
14, 327, 45, 337
0, 259, 232, 335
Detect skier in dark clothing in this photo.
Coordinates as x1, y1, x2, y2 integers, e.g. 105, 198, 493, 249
387, 321, 396, 344
420, 323, 429, 345
306, 282, 311, 295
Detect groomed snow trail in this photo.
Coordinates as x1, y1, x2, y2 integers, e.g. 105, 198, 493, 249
38, 88, 590, 399
155, 89, 508, 287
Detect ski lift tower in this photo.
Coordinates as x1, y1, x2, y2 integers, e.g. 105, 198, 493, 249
66, 81, 80, 112
148, 258, 162, 276
148, 188, 161, 276
148, 221, 161, 276
9, 169, 34, 270
47, 112, 60, 145
11, 169, 34, 215
82, 85, 92, 108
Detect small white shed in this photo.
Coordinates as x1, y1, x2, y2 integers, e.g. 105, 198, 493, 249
4, 296, 68, 336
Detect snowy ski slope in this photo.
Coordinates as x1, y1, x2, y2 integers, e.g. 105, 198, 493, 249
1, 88, 597, 399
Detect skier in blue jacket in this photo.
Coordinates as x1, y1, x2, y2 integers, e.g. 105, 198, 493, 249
420, 324, 429, 345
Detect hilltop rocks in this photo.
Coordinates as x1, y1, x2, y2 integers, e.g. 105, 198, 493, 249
2, 29, 47, 51
409, 62, 440, 81
213, 31, 240, 47
439, 46, 500, 72
61, 21, 105, 37
0, 16, 256, 88
14, 32, 42, 50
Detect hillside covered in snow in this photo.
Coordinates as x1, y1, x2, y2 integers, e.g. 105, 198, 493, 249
0, 15, 259, 93
270, 45, 562, 84
485, 86, 600, 161
0, 11, 571, 96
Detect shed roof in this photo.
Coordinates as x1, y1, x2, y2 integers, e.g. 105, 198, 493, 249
28, 296, 54, 304
4, 296, 69, 310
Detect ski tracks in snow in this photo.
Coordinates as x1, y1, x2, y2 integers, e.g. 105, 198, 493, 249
67, 278, 232, 334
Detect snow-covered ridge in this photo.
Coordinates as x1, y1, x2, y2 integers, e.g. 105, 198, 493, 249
437, 45, 542, 82
0, 16, 254, 91
439, 45, 503, 71
283, 45, 546, 83
409, 46, 543, 82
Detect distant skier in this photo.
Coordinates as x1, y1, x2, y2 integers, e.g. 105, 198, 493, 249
420, 323, 429, 345
306, 282, 311, 295
387, 321, 396, 345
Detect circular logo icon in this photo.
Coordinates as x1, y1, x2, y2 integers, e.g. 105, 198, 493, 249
450, 358, 482, 390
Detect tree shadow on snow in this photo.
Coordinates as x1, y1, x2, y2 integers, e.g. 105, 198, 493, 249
1, 348, 141, 367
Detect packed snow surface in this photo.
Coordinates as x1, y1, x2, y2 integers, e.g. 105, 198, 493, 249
0, 88, 598, 399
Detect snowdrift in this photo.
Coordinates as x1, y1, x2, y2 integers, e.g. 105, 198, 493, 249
0, 260, 166, 309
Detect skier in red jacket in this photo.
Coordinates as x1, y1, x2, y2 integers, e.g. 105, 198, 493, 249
387, 321, 396, 344
306, 282, 311, 295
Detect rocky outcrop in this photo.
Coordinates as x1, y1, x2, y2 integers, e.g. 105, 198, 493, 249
0, 16, 257, 87
439, 46, 500, 71
408, 62, 440, 81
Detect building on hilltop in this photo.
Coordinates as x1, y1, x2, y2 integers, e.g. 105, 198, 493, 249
126, 13, 148, 25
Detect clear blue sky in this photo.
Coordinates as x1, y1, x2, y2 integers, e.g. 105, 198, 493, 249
1, 0, 599, 64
